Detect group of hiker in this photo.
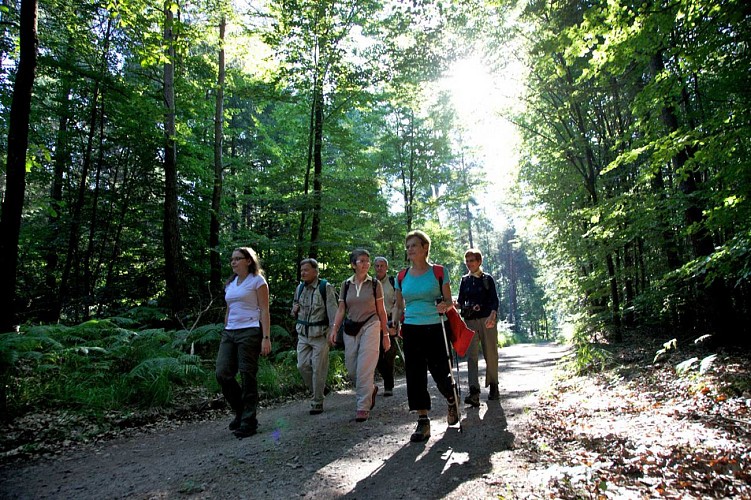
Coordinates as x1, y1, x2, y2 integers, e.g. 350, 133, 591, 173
216, 229, 501, 443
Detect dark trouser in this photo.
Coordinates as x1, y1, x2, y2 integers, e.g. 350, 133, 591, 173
376, 333, 397, 390
402, 323, 455, 411
216, 327, 262, 430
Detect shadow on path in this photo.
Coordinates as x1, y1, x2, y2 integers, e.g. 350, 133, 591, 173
342, 399, 513, 499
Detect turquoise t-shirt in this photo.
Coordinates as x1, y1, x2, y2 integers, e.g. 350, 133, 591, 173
397, 266, 451, 326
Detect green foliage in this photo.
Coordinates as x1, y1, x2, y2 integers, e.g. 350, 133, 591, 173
1, 320, 210, 416
564, 322, 612, 376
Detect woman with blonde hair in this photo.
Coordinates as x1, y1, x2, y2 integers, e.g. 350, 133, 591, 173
394, 230, 460, 442
216, 246, 271, 438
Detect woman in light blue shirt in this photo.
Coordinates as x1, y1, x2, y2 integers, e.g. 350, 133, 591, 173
394, 230, 460, 443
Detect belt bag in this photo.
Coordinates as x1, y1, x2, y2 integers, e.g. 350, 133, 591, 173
343, 314, 375, 336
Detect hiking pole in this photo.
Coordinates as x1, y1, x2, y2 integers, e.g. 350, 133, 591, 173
436, 297, 461, 430
454, 349, 462, 400
394, 334, 406, 364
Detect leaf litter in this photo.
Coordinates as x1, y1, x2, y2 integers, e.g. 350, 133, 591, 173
517, 333, 751, 499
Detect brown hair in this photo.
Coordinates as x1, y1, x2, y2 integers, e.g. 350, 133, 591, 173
349, 248, 371, 268
226, 246, 264, 286
464, 248, 483, 262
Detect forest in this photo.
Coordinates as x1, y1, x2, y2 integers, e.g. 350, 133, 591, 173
0, 0, 750, 416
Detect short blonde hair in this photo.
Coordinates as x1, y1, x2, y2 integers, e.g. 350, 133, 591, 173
405, 230, 431, 256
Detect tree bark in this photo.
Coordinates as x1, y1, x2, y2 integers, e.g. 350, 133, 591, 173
0, 0, 38, 332
209, 17, 226, 298
308, 84, 324, 259
40, 41, 73, 323
163, 1, 185, 316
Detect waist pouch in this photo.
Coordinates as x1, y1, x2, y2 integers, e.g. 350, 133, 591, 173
343, 314, 375, 336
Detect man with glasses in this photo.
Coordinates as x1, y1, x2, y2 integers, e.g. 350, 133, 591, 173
457, 249, 500, 406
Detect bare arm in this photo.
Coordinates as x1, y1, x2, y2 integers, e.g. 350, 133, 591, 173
257, 283, 272, 356
376, 282, 391, 350
328, 301, 347, 346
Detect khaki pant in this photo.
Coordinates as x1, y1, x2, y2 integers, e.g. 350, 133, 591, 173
343, 320, 381, 411
297, 333, 330, 406
465, 317, 499, 389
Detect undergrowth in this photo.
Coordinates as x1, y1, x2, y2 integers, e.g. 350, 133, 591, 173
0, 310, 349, 422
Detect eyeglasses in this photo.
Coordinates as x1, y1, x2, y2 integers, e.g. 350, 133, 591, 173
355, 260, 370, 265
230, 257, 247, 262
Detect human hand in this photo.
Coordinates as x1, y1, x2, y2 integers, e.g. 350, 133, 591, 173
261, 338, 271, 356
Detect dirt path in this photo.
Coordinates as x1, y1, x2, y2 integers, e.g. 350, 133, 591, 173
0, 342, 568, 499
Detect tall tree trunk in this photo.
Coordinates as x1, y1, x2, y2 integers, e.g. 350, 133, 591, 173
163, 1, 185, 316
209, 17, 226, 298
84, 18, 113, 310
40, 41, 73, 323
59, 62, 101, 321
0, 0, 38, 333
308, 84, 324, 259
606, 253, 622, 340
296, 75, 317, 278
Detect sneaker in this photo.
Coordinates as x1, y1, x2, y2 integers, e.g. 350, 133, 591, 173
309, 403, 323, 415
447, 398, 460, 425
410, 417, 431, 442
488, 384, 500, 401
355, 410, 369, 422
370, 386, 379, 410
383, 389, 393, 397
464, 387, 480, 407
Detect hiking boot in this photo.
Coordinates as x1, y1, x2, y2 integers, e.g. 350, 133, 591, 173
233, 425, 257, 439
410, 417, 431, 442
309, 403, 323, 415
464, 386, 480, 407
355, 410, 369, 422
228, 412, 242, 430
488, 384, 500, 401
447, 398, 460, 425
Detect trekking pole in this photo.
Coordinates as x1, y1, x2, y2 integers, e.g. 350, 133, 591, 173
454, 349, 462, 400
436, 298, 461, 430
394, 334, 406, 364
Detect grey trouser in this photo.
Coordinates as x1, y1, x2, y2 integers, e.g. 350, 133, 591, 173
297, 334, 330, 405
465, 317, 500, 389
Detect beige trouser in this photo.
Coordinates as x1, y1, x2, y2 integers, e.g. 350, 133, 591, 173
465, 317, 499, 389
343, 320, 381, 411
297, 333, 330, 405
